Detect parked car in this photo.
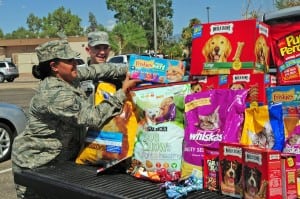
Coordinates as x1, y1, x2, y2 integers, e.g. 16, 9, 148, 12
0, 102, 27, 162
0, 61, 19, 83
107, 54, 131, 64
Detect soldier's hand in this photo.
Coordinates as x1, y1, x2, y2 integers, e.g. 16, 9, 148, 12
122, 73, 141, 93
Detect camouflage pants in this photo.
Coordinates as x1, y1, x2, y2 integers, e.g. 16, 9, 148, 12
12, 163, 50, 199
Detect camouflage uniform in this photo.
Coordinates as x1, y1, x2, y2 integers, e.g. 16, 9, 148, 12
12, 40, 127, 198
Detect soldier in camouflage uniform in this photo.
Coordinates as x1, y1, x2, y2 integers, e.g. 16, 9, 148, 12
11, 39, 140, 199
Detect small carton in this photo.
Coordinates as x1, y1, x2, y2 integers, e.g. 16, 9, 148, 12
219, 142, 244, 198
129, 54, 186, 83
219, 73, 276, 106
191, 19, 270, 75
203, 146, 219, 191
281, 153, 298, 199
190, 75, 220, 93
243, 146, 282, 199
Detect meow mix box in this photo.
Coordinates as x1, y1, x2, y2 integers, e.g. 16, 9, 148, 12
191, 19, 270, 75
203, 146, 219, 191
269, 21, 300, 85
219, 142, 244, 198
129, 54, 186, 83
243, 147, 282, 199
281, 153, 298, 199
218, 73, 276, 106
266, 85, 300, 138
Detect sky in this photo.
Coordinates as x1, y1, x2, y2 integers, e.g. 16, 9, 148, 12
0, 0, 276, 36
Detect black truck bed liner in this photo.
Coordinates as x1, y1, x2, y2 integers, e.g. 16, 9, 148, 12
14, 161, 233, 199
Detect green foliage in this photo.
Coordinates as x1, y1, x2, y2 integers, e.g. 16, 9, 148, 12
85, 12, 106, 33
110, 22, 148, 54
106, 0, 173, 52
275, 0, 300, 9
0, 29, 4, 38
4, 27, 36, 39
181, 18, 200, 57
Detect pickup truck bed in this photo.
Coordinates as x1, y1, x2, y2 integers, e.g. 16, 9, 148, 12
14, 161, 233, 199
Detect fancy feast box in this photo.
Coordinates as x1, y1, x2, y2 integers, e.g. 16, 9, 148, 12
190, 19, 270, 75
129, 54, 187, 83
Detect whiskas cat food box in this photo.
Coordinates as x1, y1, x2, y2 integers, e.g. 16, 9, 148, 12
203, 146, 219, 191
219, 142, 244, 198
219, 73, 276, 106
281, 153, 298, 199
243, 147, 282, 199
266, 85, 300, 138
129, 54, 186, 83
191, 19, 270, 75
269, 21, 300, 85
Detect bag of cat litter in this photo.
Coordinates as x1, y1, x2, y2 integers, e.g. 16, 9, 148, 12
76, 82, 138, 165
240, 103, 284, 151
129, 83, 191, 181
181, 89, 247, 179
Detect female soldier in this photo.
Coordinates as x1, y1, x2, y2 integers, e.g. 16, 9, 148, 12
12, 39, 140, 198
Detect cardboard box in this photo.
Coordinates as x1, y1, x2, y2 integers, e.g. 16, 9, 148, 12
191, 19, 270, 75
129, 54, 186, 83
203, 146, 219, 191
190, 75, 220, 93
243, 147, 282, 199
219, 73, 276, 106
281, 153, 298, 199
219, 142, 244, 198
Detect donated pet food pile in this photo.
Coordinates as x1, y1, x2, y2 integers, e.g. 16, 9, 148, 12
75, 18, 300, 199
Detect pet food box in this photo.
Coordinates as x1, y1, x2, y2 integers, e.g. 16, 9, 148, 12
243, 147, 282, 199
266, 85, 300, 138
129, 54, 187, 83
190, 75, 220, 92
269, 21, 300, 85
281, 153, 298, 199
219, 142, 244, 198
203, 146, 219, 191
191, 19, 270, 75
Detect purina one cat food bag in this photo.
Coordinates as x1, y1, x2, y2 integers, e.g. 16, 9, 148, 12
181, 89, 247, 179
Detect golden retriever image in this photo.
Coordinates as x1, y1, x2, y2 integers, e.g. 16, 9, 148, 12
202, 34, 232, 62
255, 35, 269, 67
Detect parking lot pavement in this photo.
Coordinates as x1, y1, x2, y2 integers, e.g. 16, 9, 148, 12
0, 160, 17, 199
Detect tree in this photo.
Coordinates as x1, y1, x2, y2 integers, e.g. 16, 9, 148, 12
275, 0, 300, 9
181, 18, 201, 58
4, 27, 35, 39
41, 7, 84, 37
0, 29, 4, 38
27, 13, 42, 36
110, 22, 148, 54
85, 12, 106, 33
106, 0, 173, 52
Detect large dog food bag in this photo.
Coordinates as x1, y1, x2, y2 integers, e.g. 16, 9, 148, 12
181, 89, 247, 179
76, 82, 138, 166
129, 83, 191, 181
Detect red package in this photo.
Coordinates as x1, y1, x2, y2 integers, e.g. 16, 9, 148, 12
269, 21, 300, 85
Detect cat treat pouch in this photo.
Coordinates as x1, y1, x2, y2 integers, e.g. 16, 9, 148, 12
129, 83, 191, 182
76, 82, 138, 166
240, 103, 284, 151
181, 89, 247, 179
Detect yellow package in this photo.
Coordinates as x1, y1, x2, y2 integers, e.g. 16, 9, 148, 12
76, 82, 138, 165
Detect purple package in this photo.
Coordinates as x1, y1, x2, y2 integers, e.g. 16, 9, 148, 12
284, 125, 300, 170
181, 89, 247, 179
